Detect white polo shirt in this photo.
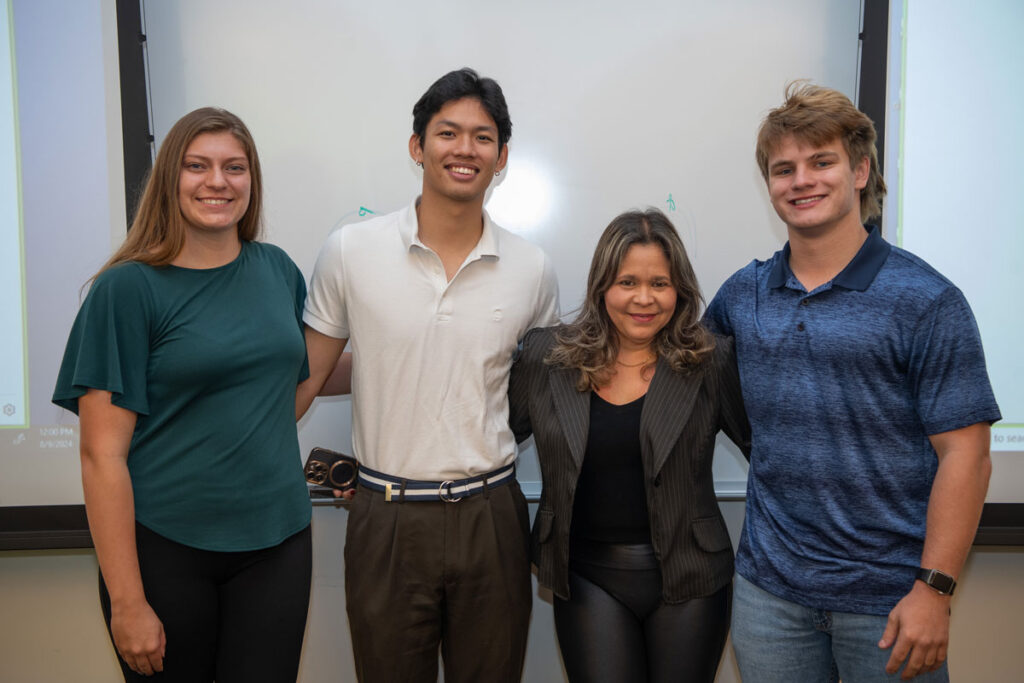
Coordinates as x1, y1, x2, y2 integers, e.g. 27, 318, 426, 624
304, 199, 559, 480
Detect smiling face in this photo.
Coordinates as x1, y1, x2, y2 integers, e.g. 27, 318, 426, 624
604, 243, 677, 351
178, 131, 251, 237
767, 135, 869, 237
409, 96, 508, 205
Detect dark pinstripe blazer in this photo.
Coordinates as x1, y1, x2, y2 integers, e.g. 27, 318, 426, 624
509, 326, 751, 602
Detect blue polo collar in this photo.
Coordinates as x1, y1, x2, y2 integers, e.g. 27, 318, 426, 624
768, 225, 891, 292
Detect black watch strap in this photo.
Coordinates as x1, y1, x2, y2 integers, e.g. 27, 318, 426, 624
917, 567, 957, 595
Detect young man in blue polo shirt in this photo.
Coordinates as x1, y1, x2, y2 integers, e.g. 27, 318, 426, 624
705, 83, 1000, 682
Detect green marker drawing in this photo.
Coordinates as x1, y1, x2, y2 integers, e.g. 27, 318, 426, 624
358, 206, 375, 216
666, 194, 676, 211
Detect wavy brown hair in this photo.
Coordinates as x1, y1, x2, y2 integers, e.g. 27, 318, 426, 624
94, 107, 263, 278
547, 209, 714, 391
756, 81, 887, 221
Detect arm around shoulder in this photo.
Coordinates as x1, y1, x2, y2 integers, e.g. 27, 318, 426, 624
713, 335, 751, 459
508, 326, 556, 443
296, 326, 348, 420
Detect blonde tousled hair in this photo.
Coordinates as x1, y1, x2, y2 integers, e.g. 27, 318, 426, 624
755, 82, 887, 221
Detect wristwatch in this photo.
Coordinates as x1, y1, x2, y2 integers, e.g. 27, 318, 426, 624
916, 567, 957, 596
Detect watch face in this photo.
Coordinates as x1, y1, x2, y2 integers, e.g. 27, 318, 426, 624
918, 568, 956, 595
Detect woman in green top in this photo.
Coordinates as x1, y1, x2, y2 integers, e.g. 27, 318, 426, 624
53, 108, 312, 681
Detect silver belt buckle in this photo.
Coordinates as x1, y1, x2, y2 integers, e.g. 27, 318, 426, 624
438, 480, 463, 503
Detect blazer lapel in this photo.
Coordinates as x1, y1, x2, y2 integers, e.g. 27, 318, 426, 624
641, 358, 703, 477
549, 366, 590, 469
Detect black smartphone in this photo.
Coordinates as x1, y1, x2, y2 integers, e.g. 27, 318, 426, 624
303, 447, 358, 491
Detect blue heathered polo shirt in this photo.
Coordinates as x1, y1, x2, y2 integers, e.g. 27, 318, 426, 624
705, 226, 1000, 615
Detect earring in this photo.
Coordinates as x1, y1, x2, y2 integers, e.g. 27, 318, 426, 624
494, 170, 501, 177
416, 161, 423, 168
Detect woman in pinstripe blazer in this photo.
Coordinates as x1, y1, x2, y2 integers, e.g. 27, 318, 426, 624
509, 209, 750, 682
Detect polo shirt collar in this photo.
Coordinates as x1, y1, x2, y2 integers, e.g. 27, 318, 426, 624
399, 196, 500, 258
767, 224, 890, 291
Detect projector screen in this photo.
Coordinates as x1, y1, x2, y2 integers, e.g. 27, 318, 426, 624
0, 0, 126, 508
886, 0, 1023, 503
0, 1, 24, 429
2, 1, 1020, 544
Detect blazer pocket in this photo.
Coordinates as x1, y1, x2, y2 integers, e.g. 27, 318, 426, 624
534, 508, 555, 544
691, 516, 732, 553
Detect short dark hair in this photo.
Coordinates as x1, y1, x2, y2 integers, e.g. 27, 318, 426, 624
412, 68, 512, 150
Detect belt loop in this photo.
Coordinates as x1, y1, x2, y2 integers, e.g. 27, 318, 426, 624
399, 479, 407, 503
481, 475, 490, 499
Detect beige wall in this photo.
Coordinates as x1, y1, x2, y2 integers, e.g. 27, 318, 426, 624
2, 503, 1021, 682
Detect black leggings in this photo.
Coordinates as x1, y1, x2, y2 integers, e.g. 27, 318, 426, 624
553, 541, 731, 683
99, 522, 312, 683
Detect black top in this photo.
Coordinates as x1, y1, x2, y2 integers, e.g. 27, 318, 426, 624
509, 327, 751, 602
570, 393, 651, 544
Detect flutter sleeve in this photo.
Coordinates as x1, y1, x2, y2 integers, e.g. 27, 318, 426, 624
52, 264, 153, 416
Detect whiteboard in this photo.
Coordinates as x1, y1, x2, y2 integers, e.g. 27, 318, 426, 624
141, 0, 862, 494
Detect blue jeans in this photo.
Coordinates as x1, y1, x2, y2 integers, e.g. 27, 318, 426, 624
731, 574, 949, 683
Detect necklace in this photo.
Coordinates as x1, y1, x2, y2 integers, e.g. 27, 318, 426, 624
615, 355, 655, 368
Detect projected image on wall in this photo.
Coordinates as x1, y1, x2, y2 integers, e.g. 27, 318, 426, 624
0, 3, 27, 428
0, 0, 125, 506
898, 0, 1024, 454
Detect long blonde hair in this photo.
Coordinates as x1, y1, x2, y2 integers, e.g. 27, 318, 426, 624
547, 209, 714, 391
94, 107, 263, 278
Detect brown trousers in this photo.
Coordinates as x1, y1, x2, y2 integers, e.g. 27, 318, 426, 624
344, 480, 533, 683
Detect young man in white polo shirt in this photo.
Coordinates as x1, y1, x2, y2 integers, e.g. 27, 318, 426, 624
297, 68, 559, 682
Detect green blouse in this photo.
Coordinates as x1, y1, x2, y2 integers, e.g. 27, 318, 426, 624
53, 241, 311, 551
